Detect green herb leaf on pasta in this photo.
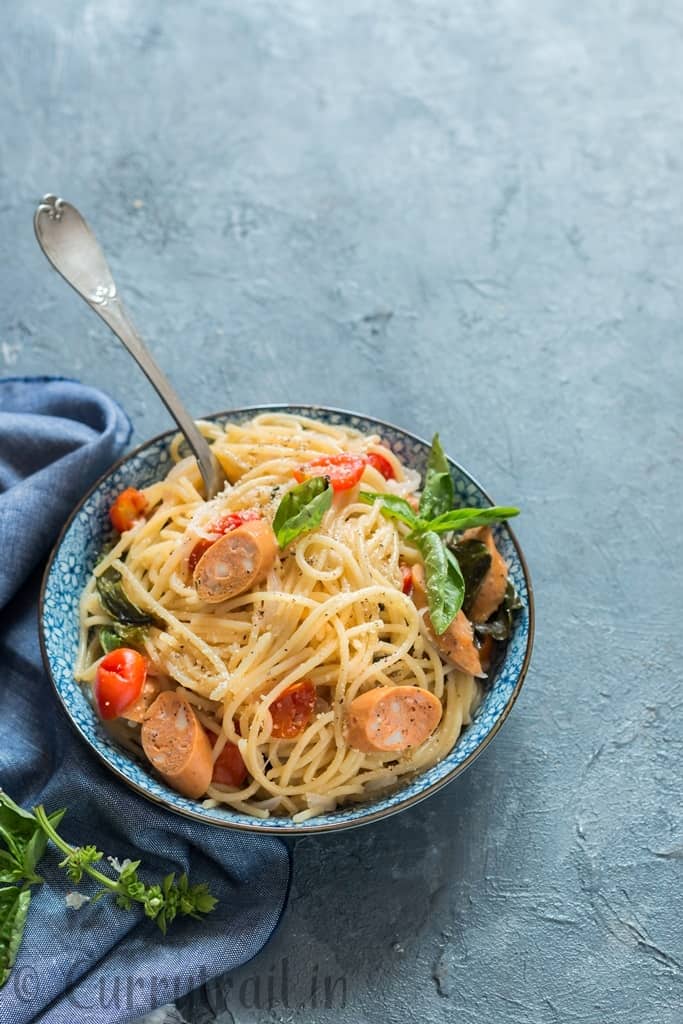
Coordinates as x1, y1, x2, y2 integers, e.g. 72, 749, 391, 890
416, 505, 520, 537
99, 624, 148, 655
419, 434, 454, 521
358, 492, 421, 528
416, 531, 465, 635
273, 478, 333, 548
96, 568, 154, 626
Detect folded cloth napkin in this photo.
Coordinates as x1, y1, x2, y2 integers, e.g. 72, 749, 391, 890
0, 378, 291, 1024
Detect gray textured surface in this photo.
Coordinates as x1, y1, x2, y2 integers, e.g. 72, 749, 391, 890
2, 1, 682, 1021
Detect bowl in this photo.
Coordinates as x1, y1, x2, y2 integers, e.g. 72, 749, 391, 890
40, 406, 534, 834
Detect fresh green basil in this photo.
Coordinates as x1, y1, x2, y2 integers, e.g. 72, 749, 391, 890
0, 792, 217, 989
0, 886, 31, 986
99, 623, 148, 654
0, 795, 64, 886
451, 539, 492, 618
474, 579, 523, 641
416, 531, 465, 635
415, 505, 519, 537
419, 434, 454, 521
96, 567, 154, 626
273, 477, 333, 548
358, 492, 421, 528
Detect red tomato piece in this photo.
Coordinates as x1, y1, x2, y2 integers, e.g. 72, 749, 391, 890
269, 680, 316, 739
188, 511, 261, 573
293, 454, 367, 492
188, 538, 214, 574
366, 452, 396, 480
95, 648, 147, 720
213, 510, 261, 535
207, 733, 248, 787
109, 488, 147, 533
400, 564, 413, 595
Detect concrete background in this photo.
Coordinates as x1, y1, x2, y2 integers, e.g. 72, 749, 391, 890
2, 1, 682, 1021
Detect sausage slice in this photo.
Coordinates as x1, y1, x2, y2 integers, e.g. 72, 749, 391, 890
346, 685, 442, 753
141, 691, 213, 799
193, 518, 277, 603
461, 526, 508, 623
412, 563, 484, 677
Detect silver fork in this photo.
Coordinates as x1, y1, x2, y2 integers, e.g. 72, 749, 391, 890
33, 194, 226, 499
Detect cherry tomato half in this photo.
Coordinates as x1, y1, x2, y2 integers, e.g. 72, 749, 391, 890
400, 564, 414, 595
269, 680, 316, 739
366, 452, 396, 480
208, 733, 248, 787
109, 487, 148, 533
213, 509, 261, 534
188, 510, 262, 573
293, 454, 367, 492
95, 648, 147, 720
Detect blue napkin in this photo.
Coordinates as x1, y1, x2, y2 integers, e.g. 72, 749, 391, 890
0, 378, 291, 1024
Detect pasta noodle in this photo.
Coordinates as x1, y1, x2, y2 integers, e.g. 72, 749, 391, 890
76, 413, 482, 821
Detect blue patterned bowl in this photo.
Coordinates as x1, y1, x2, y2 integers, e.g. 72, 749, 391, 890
40, 406, 534, 834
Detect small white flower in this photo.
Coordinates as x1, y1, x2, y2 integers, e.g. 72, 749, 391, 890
107, 856, 134, 874
65, 892, 91, 910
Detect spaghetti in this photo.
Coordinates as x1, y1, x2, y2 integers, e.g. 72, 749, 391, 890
76, 413, 483, 821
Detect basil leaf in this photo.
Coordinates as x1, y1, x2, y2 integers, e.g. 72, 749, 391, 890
99, 624, 148, 654
451, 539, 492, 618
416, 532, 465, 635
0, 886, 31, 987
475, 579, 523, 641
417, 505, 520, 536
358, 492, 421, 528
0, 852, 24, 886
273, 478, 333, 548
419, 434, 454, 521
96, 568, 154, 626
0, 796, 64, 887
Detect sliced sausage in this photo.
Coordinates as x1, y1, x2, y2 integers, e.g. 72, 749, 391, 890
412, 563, 484, 677
193, 518, 277, 603
141, 691, 213, 799
461, 526, 508, 623
346, 685, 442, 753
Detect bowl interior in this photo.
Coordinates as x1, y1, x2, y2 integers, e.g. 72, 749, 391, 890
40, 406, 533, 833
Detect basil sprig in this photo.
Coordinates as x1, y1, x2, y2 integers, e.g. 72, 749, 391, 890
0, 791, 217, 988
0, 794, 65, 986
359, 492, 519, 537
272, 477, 333, 548
359, 434, 521, 636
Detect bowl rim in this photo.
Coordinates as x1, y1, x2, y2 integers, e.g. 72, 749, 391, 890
39, 403, 535, 835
